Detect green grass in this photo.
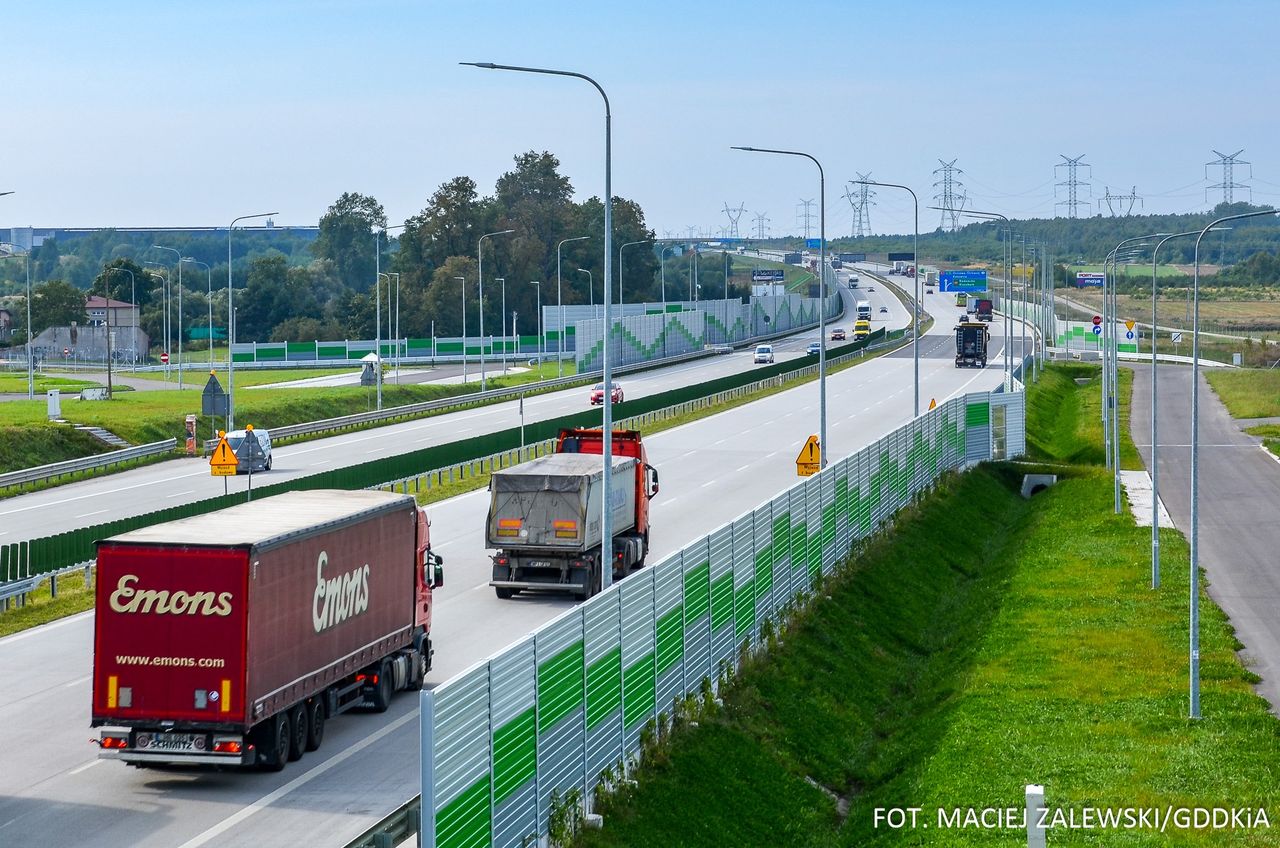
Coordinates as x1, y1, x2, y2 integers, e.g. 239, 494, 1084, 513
0, 374, 99, 393
576, 367, 1278, 847
0, 570, 95, 638
1205, 369, 1280, 419
1246, 425, 1280, 459
1073, 264, 1188, 278
0, 424, 112, 474
1026, 362, 1141, 468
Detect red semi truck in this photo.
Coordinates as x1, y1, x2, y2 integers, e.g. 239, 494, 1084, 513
91, 489, 443, 771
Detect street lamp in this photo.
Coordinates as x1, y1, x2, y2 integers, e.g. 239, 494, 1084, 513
227, 211, 278, 431
153, 245, 184, 389
578, 269, 593, 311
454, 276, 468, 382
102, 267, 136, 398
660, 244, 678, 308
556, 236, 590, 378
476, 229, 515, 392
862, 181, 920, 416
182, 258, 213, 364
496, 277, 507, 373
463, 59, 619, 590
374, 224, 407, 408
1187, 208, 1278, 719
1102, 236, 1158, 498
956, 210, 1013, 388
145, 267, 170, 382
1, 246, 33, 398
389, 272, 402, 382
618, 239, 651, 361
530, 281, 542, 366
732, 145, 828, 466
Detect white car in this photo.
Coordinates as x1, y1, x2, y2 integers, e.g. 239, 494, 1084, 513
225, 428, 272, 473
753, 344, 775, 364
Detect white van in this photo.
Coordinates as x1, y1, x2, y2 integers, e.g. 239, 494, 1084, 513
753, 344, 775, 364
226, 428, 273, 473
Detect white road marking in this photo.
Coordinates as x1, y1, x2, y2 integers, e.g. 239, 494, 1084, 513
63, 675, 91, 688
76, 509, 107, 518
166, 490, 194, 498
173, 709, 418, 848
700, 480, 714, 488
67, 760, 102, 776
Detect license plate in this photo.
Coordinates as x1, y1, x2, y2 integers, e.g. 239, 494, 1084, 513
137, 732, 206, 752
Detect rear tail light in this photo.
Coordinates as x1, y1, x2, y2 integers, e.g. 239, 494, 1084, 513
496, 556, 509, 566
98, 735, 128, 750
213, 739, 243, 754
356, 673, 379, 686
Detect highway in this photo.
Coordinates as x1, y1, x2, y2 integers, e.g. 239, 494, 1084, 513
0, 261, 1027, 847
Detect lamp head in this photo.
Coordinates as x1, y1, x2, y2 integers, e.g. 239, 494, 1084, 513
460, 62, 496, 69
729, 146, 755, 152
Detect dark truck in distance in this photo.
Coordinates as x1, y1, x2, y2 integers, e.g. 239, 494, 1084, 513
955, 321, 991, 368
975, 298, 994, 322
91, 490, 443, 772
489, 428, 658, 600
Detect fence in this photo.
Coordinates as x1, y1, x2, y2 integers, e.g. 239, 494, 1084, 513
405, 387, 1024, 848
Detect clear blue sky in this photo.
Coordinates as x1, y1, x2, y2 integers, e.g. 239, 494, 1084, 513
6, 0, 1278, 237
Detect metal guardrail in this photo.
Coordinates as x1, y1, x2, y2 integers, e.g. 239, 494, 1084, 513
0, 438, 177, 491
0, 562, 93, 608
346, 798, 419, 848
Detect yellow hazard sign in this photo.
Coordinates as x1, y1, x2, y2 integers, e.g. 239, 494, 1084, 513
796, 435, 821, 477
1125, 319, 1135, 332
209, 436, 238, 477
928, 398, 937, 411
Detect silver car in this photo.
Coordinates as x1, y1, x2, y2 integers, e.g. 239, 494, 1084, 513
226, 428, 273, 473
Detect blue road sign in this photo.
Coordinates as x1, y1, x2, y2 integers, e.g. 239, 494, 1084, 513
1126, 330, 1135, 340
805, 239, 821, 249
1076, 272, 1105, 287
939, 269, 988, 293
1093, 325, 1103, 336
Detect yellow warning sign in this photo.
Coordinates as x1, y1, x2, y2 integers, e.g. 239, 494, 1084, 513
209, 436, 238, 477
795, 435, 821, 477
1125, 319, 1135, 332
928, 398, 937, 411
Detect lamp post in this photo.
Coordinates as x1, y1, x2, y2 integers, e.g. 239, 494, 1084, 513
1102, 236, 1159, 500
556, 236, 589, 378
2, 247, 34, 398
389, 272, 402, 382
464, 59, 618, 588
153, 245, 185, 389
530, 281, 542, 366
958, 210, 1013, 388
476, 229, 515, 392
145, 269, 170, 382
578, 268, 593, 311
660, 244, 678, 308
454, 276, 468, 382
618, 239, 651, 361
1188, 208, 1279, 719
861, 181, 919, 416
373, 224, 408, 403
182, 258, 213, 364
733, 145, 827, 464
102, 268, 135, 399
227, 211, 277, 431
497, 277, 507, 373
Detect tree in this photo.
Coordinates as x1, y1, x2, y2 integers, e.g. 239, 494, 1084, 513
28, 279, 87, 332
413, 256, 479, 337
270, 316, 344, 343
94, 258, 152, 307
236, 252, 322, 342
312, 192, 387, 290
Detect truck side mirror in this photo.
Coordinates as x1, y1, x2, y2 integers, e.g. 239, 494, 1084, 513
432, 561, 445, 589
646, 465, 660, 498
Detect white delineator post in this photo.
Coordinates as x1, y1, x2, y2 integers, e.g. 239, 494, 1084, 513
1025, 784, 1046, 848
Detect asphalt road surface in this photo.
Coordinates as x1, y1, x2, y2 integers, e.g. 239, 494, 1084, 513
0, 298, 1007, 848
1129, 363, 1280, 714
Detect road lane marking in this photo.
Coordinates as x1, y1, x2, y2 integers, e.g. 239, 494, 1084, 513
68, 760, 101, 776
76, 509, 108, 518
174, 709, 418, 848
64, 675, 91, 688
166, 490, 194, 498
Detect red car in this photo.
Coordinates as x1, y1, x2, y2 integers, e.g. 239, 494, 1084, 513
590, 382, 624, 405
831, 328, 847, 341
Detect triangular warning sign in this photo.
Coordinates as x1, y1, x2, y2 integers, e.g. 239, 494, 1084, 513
210, 437, 238, 475
928, 398, 937, 410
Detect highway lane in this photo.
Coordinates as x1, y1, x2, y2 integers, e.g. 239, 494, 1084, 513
0, 302, 1007, 848
0, 328, 835, 544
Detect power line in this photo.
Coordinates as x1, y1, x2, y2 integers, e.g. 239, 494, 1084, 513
1205, 149, 1252, 205
1054, 154, 1091, 218
932, 158, 967, 231
846, 172, 874, 237
721, 202, 746, 238
752, 211, 770, 240
796, 198, 816, 240
1099, 185, 1143, 216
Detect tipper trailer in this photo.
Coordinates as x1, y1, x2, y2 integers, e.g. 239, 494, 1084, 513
91, 489, 443, 771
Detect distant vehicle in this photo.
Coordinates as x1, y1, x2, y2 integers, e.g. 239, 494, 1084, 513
955, 321, 990, 368
975, 299, 995, 322
225, 428, 272, 473
848, 272, 860, 284
753, 344, 775, 364
831, 328, 847, 341
855, 299, 872, 321
927, 288, 935, 295
879, 306, 889, 314
590, 382, 623, 405
866, 286, 876, 292
854, 319, 872, 341
806, 341, 822, 356
830, 258, 842, 269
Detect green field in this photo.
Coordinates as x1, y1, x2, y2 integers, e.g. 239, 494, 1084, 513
575, 365, 1278, 847
1071, 264, 1190, 278
0, 374, 99, 393
728, 254, 816, 294
1205, 369, 1280, 419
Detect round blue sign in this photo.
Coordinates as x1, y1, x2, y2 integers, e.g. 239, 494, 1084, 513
1092, 325, 1102, 336
1126, 330, 1134, 340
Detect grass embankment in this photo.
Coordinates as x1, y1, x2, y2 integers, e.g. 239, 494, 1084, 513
0, 571, 94, 638
574, 364, 1279, 847
1025, 362, 1142, 469
0, 425, 112, 474
0, 374, 98, 394
1205, 369, 1280, 419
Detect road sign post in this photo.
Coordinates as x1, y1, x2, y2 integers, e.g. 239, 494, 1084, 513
795, 434, 821, 477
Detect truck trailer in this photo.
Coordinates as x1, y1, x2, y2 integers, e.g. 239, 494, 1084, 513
489, 428, 658, 600
955, 321, 990, 367
91, 489, 443, 771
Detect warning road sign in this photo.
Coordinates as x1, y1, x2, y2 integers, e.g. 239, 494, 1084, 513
1125, 320, 1135, 331
209, 436, 238, 477
795, 435, 821, 477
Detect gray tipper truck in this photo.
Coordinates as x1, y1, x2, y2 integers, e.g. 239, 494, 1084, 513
487, 452, 645, 600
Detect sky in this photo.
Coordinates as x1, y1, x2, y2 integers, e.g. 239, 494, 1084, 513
5, 0, 1279, 238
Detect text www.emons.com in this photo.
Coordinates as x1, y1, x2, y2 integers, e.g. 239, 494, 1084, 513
115, 655, 226, 668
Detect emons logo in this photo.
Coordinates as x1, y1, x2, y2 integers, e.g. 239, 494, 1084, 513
312, 551, 370, 633
109, 575, 233, 616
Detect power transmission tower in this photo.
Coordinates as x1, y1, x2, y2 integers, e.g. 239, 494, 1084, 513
847, 172, 874, 237
1205, 149, 1251, 206
796, 199, 816, 240
1054, 154, 1091, 218
686, 225, 698, 239
1099, 185, 1143, 216
753, 212, 770, 240
932, 159, 967, 231
722, 202, 746, 238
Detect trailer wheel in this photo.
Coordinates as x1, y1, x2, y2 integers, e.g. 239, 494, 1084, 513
256, 713, 289, 772
305, 698, 325, 751
369, 661, 393, 713
495, 586, 516, 600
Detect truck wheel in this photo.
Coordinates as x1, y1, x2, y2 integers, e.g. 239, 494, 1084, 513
287, 705, 307, 762
369, 661, 393, 713
495, 586, 516, 600
305, 699, 325, 751
256, 713, 289, 772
